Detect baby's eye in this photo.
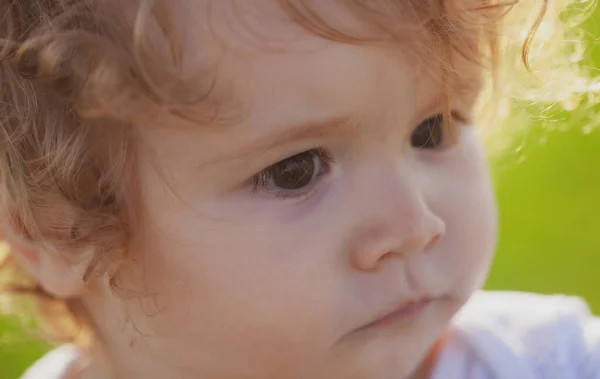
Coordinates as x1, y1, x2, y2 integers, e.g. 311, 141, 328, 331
410, 114, 446, 149
252, 149, 331, 197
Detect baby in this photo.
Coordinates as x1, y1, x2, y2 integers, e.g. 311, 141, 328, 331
0, 1, 597, 379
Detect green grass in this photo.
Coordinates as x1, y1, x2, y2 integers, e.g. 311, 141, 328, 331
0, 314, 49, 379
487, 123, 600, 313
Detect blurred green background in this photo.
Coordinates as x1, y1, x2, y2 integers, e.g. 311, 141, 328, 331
1, 6, 600, 379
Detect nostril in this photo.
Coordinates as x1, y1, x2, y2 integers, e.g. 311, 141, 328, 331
424, 233, 442, 253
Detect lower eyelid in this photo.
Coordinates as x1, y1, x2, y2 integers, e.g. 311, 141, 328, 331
274, 182, 324, 202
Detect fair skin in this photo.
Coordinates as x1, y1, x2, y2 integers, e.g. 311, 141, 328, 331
12, 2, 497, 379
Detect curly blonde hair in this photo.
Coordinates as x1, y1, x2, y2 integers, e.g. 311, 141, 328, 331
0, 0, 595, 345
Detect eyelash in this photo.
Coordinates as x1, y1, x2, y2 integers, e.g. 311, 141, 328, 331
251, 148, 332, 199
249, 111, 466, 200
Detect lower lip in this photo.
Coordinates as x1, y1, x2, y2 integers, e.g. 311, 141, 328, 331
364, 299, 432, 329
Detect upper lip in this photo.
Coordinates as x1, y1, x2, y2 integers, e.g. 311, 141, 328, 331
361, 296, 433, 329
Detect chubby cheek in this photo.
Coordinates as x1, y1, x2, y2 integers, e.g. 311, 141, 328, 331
132, 198, 344, 375
443, 187, 496, 301
437, 134, 497, 300
408, 131, 496, 305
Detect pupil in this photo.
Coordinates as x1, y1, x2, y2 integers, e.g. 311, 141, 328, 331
272, 153, 315, 190
411, 115, 443, 149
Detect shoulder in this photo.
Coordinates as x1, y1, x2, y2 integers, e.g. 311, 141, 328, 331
20, 344, 81, 379
440, 291, 600, 379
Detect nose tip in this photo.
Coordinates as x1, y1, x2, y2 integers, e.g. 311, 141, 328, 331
350, 212, 445, 272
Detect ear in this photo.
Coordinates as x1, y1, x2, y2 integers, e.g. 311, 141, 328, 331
3, 216, 90, 299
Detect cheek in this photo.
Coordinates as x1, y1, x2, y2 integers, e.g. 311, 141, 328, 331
444, 170, 496, 296
445, 141, 497, 296
417, 137, 497, 300
132, 199, 345, 375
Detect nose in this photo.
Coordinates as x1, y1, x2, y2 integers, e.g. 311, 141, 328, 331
347, 171, 445, 272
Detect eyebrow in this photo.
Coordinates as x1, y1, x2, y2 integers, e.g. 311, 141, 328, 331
202, 114, 355, 166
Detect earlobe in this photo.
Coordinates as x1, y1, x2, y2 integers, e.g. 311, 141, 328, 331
17, 245, 39, 265
36, 248, 90, 299
3, 218, 90, 299
3, 212, 39, 272
3, 226, 41, 279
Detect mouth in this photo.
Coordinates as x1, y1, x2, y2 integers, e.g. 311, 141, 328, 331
360, 298, 433, 330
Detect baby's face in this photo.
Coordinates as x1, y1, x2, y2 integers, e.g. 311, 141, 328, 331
84, 2, 497, 379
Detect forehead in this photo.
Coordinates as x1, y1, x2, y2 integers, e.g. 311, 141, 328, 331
127, 0, 482, 126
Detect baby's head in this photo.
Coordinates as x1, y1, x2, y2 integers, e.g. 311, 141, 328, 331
0, 1, 580, 378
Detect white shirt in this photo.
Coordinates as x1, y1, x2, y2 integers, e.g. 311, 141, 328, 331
432, 291, 600, 379
21, 291, 600, 379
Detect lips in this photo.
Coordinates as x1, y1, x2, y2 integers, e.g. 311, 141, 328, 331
361, 298, 433, 329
